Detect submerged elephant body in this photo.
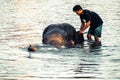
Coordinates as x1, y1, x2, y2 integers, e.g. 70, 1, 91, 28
42, 23, 76, 48
42, 23, 84, 48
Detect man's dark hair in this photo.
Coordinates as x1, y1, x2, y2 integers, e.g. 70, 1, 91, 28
73, 5, 83, 12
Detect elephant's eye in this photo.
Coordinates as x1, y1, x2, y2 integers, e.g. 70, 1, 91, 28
66, 37, 69, 40
66, 35, 71, 41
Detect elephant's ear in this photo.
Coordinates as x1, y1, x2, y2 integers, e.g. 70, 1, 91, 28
75, 31, 84, 44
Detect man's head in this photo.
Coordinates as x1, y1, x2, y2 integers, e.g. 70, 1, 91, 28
73, 5, 83, 15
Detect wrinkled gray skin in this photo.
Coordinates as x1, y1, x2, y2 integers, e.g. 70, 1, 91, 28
42, 23, 76, 48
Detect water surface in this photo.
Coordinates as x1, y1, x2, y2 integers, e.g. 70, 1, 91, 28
0, 0, 120, 80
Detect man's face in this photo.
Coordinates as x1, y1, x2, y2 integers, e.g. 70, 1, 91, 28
75, 9, 83, 16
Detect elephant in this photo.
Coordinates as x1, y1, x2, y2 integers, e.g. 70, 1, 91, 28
42, 23, 84, 48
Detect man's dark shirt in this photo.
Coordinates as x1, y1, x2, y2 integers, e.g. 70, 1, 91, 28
80, 10, 103, 30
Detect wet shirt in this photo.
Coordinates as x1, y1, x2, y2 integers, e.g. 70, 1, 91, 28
80, 10, 103, 29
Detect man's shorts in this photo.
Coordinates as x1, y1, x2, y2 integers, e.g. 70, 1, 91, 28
88, 24, 103, 37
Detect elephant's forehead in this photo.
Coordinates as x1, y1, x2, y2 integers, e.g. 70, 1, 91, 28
44, 28, 67, 38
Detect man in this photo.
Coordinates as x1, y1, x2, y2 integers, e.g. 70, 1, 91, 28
73, 5, 103, 44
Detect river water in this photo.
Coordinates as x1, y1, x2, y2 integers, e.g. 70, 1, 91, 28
0, 0, 120, 80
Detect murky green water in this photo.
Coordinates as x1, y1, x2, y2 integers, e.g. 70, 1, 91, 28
0, 0, 120, 80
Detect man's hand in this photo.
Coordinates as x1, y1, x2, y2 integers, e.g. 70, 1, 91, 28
80, 20, 91, 34
80, 29, 84, 34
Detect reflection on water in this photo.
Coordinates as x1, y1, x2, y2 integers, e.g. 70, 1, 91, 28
0, 0, 120, 80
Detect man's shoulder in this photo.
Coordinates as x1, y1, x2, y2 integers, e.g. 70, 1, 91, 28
82, 9, 91, 16
83, 9, 91, 13
83, 10, 98, 16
